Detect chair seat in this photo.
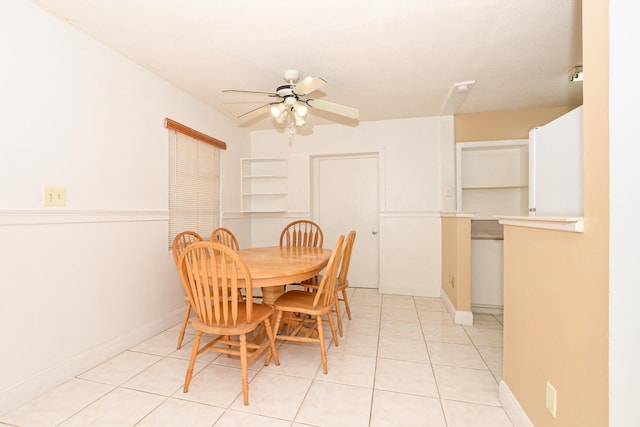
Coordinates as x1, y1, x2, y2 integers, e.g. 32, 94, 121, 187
191, 302, 273, 335
274, 290, 333, 315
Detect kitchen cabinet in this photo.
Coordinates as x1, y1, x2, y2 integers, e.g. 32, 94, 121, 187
241, 158, 288, 213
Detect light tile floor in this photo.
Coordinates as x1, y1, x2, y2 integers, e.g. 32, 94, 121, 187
0, 288, 513, 427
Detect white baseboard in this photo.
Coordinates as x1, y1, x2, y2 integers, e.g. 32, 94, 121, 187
472, 304, 504, 315
499, 380, 535, 427
440, 289, 473, 325
0, 309, 184, 415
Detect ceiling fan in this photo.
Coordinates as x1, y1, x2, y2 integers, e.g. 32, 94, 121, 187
222, 70, 359, 128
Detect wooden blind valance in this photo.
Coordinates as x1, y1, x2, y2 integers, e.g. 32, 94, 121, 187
165, 118, 227, 150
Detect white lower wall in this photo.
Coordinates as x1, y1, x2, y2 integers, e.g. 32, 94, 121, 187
379, 213, 442, 296
0, 214, 184, 412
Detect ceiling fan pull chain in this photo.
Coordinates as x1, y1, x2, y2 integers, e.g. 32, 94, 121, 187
288, 114, 295, 144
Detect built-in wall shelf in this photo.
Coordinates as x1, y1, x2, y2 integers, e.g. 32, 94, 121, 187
241, 158, 288, 213
456, 139, 529, 217
462, 185, 527, 190
498, 215, 584, 233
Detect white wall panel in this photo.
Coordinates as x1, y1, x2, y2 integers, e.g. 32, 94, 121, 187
249, 118, 451, 294
379, 214, 442, 296
0, 1, 248, 413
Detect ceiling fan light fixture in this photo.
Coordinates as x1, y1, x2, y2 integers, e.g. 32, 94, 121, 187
294, 103, 308, 117
223, 70, 359, 132
275, 109, 287, 124
270, 103, 286, 118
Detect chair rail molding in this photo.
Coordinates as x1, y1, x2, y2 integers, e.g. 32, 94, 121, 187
0, 209, 168, 226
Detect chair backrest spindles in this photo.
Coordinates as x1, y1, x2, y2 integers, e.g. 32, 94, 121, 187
280, 220, 323, 248
313, 235, 345, 308
172, 231, 203, 265
338, 230, 357, 287
178, 242, 253, 327
210, 227, 240, 251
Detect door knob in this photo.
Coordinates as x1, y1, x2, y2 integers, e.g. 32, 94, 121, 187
372, 230, 378, 235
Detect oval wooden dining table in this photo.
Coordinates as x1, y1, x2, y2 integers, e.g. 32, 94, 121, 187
236, 246, 332, 306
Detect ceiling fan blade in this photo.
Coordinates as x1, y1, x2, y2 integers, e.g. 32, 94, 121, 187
223, 89, 278, 97
306, 98, 359, 119
237, 103, 274, 124
293, 76, 327, 96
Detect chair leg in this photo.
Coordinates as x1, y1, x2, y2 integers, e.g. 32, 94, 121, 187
326, 311, 339, 347
265, 310, 283, 365
177, 302, 191, 350
240, 334, 249, 406
334, 291, 343, 337
342, 289, 352, 320
263, 317, 280, 366
285, 312, 294, 335
316, 315, 328, 374
183, 331, 201, 392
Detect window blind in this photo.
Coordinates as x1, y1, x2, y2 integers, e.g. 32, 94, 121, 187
168, 129, 221, 247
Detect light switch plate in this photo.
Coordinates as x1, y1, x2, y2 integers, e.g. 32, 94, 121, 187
44, 186, 66, 207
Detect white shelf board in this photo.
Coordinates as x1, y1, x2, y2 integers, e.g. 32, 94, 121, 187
462, 185, 526, 190
242, 175, 287, 179
242, 193, 287, 197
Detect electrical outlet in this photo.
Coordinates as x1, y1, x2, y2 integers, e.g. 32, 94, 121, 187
546, 381, 557, 418
44, 186, 66, 207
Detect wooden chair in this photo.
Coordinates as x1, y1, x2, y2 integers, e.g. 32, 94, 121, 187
172, 231, 203, 349
279, 220, 323, 248
210, 227, 262, 301
302, 230, 356, 336
210, 227, 240, 251
266, 235, 345, 374
178, 242, 279, 406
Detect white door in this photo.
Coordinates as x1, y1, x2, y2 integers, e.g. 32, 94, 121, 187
311, 154, 379, 288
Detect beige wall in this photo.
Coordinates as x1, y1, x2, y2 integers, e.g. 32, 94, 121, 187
441, 217, 471, 311
455, 106, 577, 142
502, 0, 609, 425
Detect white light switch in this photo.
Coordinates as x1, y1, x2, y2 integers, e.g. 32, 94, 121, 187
44, 186, 66, 207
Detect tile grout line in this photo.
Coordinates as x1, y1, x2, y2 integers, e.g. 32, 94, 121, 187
414, 296, 451, 427
364, 289, 383, 426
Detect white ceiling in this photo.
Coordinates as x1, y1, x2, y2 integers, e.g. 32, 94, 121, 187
31, 0, 583, 131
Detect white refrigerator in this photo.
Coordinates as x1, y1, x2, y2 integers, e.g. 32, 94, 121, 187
528, 105, 584, 217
